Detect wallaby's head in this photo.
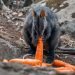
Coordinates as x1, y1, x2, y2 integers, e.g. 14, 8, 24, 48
31, 9, 48, 39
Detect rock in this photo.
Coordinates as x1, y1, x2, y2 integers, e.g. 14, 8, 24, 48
0, 62, 75, 75
61, 21, 75, 38
46, 0, 75, 23
18, 12, 23, 17
12, 12, 17, 16
0, 62, 50, 75
53, 0, 75, 39
56, 0, 75, 23
0, 38, 21, 60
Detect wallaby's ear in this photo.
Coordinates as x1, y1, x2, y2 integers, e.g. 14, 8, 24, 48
40, 10, 46, 17
32, 10, 36, 17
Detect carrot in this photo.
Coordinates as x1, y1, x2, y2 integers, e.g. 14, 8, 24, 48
9, 58, 42, 66
53, 60, 75, 71
9, 58, 53, 67
35, 37, 43, 63
3, 59, 8, 63
55, 67, 74, 73
53, 60, 66, 67
42, 63, 52, 67
65, 63, 75, 71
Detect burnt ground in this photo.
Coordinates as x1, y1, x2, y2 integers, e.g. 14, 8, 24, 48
0, 8, 75, 75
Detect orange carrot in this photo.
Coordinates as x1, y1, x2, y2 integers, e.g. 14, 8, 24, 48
55, 67, 74, 73
9, 58, 52, 67
53, 60, 66, 67
42, 63, 52, 67
53, 60, 75, 71
65, 63, 75, 71
35, 37, 43, 63
3, 59, 8, 63
9, 58, 42, 66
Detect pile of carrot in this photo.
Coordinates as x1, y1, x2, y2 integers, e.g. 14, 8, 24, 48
2, 37, 75, 73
